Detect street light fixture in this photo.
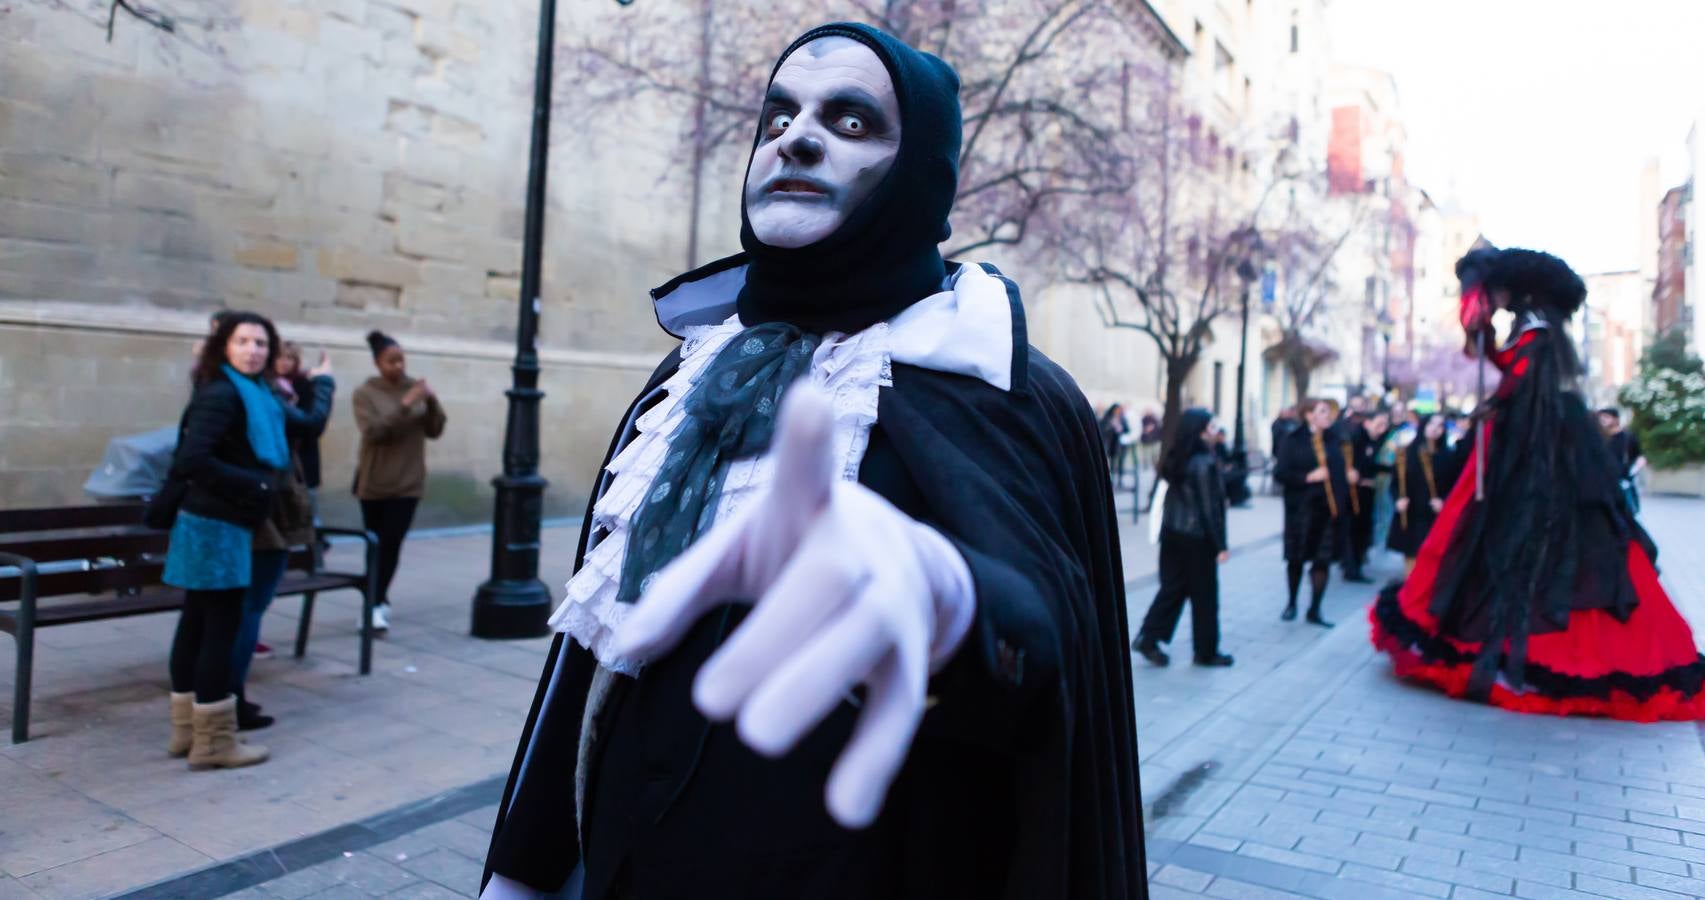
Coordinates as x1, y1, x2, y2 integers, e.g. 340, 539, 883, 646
1378, 310, 1395, 399
471, 0, 635, 639
1230, 228, 1265, 505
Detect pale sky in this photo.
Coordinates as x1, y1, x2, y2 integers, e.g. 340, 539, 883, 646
1329, 0, 1704, 275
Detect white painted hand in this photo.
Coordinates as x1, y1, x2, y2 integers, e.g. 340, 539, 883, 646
609, 383, 972, 829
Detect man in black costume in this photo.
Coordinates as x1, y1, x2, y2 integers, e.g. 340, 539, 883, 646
1344, 409, 1391, 582
1274, 398, 1351, 627
479, 23, 1145, 900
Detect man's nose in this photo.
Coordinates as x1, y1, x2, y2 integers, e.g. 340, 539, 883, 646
777, 124, 825, 166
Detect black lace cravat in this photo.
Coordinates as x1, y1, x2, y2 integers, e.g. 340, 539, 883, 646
617, 322, 820, 603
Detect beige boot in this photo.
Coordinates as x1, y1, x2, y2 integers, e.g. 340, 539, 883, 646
168, 691, 194, 757
187, 696, 269, 770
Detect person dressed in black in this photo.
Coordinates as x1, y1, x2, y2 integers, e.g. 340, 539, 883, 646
1344, 409, 1391, 582
1100, 402, 1131, 488
1599, 407, 1646, 515
1385, 413, 1461, 575
1134, 409, 1233, 668
1270, 405, 1300, 464
1273, 398, 1352, 627
481, 23, 1143, 900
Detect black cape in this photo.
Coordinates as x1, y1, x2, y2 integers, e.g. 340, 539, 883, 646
481, 261, 1146, 899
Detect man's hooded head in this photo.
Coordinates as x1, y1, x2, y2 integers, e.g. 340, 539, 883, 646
737, 23, 962, 335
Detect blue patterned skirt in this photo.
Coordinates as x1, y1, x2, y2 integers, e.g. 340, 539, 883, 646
162, 510, 253, 590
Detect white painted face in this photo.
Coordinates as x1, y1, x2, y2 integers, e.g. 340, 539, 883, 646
744, 37, 902, 249
1425, 416, 1447, 441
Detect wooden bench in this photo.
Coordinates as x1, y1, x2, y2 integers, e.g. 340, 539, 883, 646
0, 503, 377, 744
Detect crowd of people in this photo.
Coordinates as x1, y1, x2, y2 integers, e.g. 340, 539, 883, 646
1369, 246, 1699, 721
153, 311, 447, 770
1127, 352, 1653, 677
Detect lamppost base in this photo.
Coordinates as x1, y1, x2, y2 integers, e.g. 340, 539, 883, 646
470, 577, 553, 639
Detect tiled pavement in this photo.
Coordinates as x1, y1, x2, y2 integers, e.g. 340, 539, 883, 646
1139, 494, 1705, 900
0, 521, 569, 899
7, 488, 1705, 898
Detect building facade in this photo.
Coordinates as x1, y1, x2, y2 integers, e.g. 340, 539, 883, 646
1655, 182, 1692, 339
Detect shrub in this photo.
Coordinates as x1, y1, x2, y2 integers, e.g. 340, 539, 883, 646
1618, 331, 1705, 469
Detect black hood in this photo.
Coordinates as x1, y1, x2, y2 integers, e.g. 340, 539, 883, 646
736, 22, 962, 335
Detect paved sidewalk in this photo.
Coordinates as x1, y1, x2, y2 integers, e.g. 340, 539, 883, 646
0, 523, 578, 898
1139, 495, 1705, 899
10, 488, 1705, 899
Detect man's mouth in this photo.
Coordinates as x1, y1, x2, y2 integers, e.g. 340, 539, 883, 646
766, 177, 831, 197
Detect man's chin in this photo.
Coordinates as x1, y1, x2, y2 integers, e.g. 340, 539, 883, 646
749, 208, 842, 249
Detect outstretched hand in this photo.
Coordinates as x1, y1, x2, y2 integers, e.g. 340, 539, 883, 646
609, 383, 972, 829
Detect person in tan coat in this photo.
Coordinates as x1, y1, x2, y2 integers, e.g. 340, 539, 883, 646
353, 330, 447, 632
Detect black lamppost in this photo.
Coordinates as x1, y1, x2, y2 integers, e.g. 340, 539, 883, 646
1378, 311, 1395, 399
1229, 231, 1263, 506
471, 0, 633, 638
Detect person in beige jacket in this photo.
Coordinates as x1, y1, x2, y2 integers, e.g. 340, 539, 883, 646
353, 330, 447, 632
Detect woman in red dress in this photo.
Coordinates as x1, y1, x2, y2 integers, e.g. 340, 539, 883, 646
1370, 246, 1705, 721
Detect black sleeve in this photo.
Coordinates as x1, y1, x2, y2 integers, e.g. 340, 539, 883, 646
1272, 432, 1310, 488
282, 375, 334, 438
1628, 433, 1643, 465
171, 381, 271, 495
1194, 456, 1228, 553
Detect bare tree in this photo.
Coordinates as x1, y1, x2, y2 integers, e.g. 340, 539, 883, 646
1263, 180, 1372, 400
1051, 61, 1291, 443
560, 0, 1137, 268
19, 0, 242, 81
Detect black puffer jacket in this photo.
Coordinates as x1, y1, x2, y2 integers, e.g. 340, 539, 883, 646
1161, 452, 1228, 552
171, 378, 282, 530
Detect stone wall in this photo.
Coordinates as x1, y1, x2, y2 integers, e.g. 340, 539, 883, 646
0, 0, 745, 524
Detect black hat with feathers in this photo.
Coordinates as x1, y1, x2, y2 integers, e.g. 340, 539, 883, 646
1455, 246, 1586, 318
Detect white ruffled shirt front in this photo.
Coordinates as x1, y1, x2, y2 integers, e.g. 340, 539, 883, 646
548, 263, 1015, 674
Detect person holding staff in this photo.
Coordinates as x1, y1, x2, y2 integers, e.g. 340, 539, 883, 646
1273, 398, 1352, 627
1386, 414, 1460, 576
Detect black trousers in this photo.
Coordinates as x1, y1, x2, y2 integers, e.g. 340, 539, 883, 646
360, 497, 419, 606
169, 588, 244, 703
1138, 533, 1220, 659
1348, 487, 1376, 567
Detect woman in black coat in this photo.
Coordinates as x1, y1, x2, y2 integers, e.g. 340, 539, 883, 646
1272, 398, 1353, 627
158, 311, 289, 771
1387, 414, 1461, 573
1133, 408, 1233, 667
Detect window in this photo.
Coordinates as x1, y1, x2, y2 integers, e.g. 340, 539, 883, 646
1214, 41, 1236, 98
1213, 362, 1225, 416
1291, 24, 1299, 53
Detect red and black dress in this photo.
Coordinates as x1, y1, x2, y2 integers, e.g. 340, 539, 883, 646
1371, 316, 1705, 721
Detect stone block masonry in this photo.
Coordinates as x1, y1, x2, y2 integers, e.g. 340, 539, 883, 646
0, 1, 718, 522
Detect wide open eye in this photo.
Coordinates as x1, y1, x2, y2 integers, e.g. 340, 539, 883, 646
765, 111, 794, 138
836, 113, 867, 135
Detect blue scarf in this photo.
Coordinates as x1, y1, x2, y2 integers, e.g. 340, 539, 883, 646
222, 364, 289, 470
